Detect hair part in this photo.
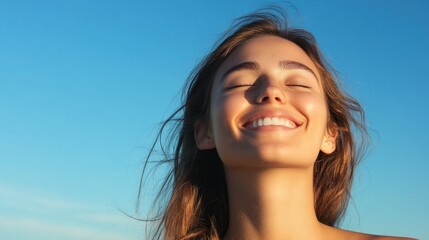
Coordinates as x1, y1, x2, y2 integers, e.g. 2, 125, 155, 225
140, 7, 368, 240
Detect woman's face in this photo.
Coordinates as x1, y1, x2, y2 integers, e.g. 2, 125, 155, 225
197, 35, 336, 169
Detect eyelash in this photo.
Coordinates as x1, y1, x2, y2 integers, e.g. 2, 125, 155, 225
287, 84, 311, 89
225, 83, 311, 90
225, 84, 254, 90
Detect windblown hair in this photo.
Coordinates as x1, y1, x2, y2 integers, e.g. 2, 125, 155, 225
140, 8, 368, 240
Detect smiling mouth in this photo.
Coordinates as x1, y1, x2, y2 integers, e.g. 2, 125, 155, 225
245, 117, 297, 129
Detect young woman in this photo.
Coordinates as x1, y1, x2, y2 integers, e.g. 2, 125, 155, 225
141, 9, 415, 240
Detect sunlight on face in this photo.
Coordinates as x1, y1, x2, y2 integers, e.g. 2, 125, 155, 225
209, 36, 333, 169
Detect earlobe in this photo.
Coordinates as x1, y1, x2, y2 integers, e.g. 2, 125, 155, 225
194, 120, 216, 150
320, 127, 337, 154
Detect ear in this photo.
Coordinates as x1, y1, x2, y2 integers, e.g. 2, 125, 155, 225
320, 126, 338, 154
194, 120, 216, 150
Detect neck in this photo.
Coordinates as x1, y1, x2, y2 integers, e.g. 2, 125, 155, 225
223, 167, 326, 240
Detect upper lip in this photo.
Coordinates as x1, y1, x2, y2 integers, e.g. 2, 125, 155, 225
240, 109, 304, 128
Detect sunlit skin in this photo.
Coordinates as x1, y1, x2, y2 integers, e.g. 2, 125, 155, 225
196, 36, 414, 240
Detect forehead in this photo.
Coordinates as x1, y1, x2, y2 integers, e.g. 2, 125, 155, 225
215, 35, 320, 80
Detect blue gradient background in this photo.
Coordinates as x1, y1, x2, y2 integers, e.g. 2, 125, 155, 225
0, 1, 428, 239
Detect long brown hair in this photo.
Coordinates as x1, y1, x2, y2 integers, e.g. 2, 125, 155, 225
140, 8, 368, 240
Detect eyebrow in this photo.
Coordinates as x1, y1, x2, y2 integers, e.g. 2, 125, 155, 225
221, 61, 259, 80
221, 60, 318, 81
278, 60, 319, 81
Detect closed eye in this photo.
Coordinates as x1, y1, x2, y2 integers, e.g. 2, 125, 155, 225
287, 84, 311, 89
225, 84, 255, 90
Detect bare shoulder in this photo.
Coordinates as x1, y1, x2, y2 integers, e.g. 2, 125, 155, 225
323, 225, 416, 240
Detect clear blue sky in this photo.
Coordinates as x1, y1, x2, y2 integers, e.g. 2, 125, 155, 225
1, 0, 428, 239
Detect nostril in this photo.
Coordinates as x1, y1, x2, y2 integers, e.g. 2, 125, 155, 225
260, 96, 269, 102
256, 88, 286, 104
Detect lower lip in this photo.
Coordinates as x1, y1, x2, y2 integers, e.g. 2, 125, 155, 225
244, 125, 298, 131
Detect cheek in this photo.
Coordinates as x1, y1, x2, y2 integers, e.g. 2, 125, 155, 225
210, 93, 242, 141
294, 93, 329, 132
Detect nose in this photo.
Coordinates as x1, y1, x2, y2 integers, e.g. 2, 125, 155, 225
256, 81, 286, 104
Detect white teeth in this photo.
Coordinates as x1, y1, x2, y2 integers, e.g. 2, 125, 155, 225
272, 117, 280, 125
248, 117, 297, 128
263, 118, 272, 125
286, 119, 296, 128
